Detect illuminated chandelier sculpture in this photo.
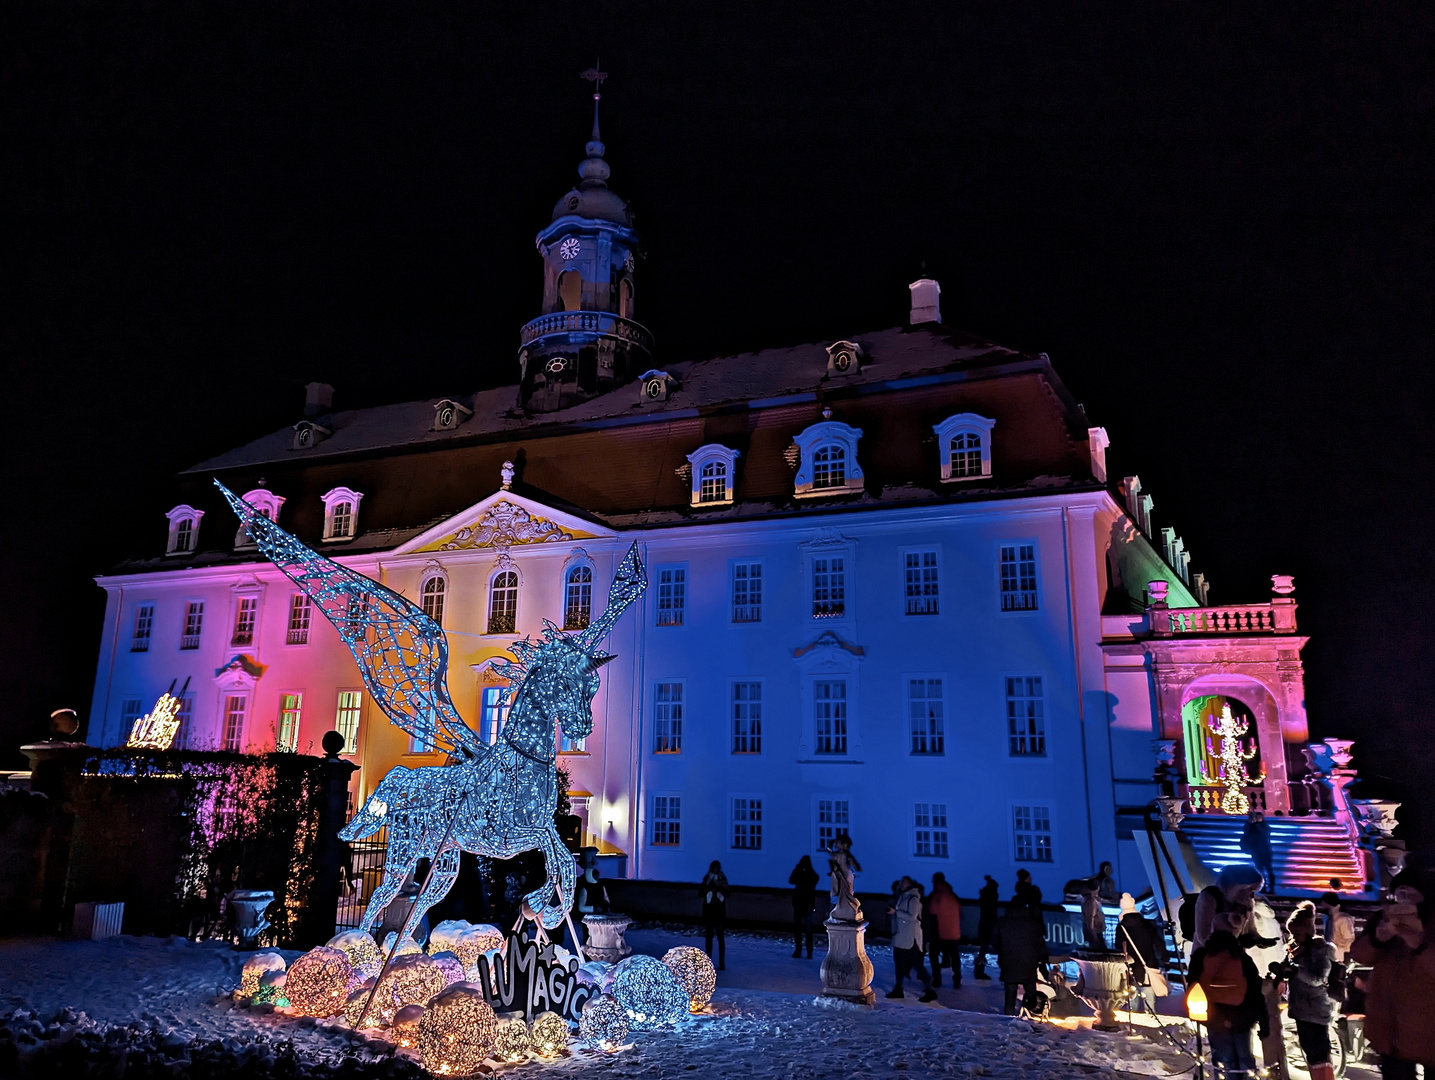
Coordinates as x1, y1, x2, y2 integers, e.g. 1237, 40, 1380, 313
125, 680, 189, 749
216, 482, 646, 942
1210, 702, 1259, 816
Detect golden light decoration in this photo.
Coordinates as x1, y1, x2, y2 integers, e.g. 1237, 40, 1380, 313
285, 946, 358, 1018
427, 919, 473, 956
578, 993, 628, 1053
1210, 703, 1260, 816
1186, 981, 1209, 1023
344, 981, 379, 1028
417, 983, 497, 1077
430, 952, 466, 987
610, 954, 687, 1030
491, 1013, 532, 1062
528, 1011, 570, 1058
381, 932, 425, 959
126, 691, 183, 750
236, 951, 287, 1001
372, 952, 448, 1026
391, 1004, 426, 1048
327, 930, 383, 979
661, 946, 717, 1013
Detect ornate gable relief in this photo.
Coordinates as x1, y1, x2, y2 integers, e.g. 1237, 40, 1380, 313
419, 499, 584, 553
792, 631, 866, 665
214, 654, 266, 685
803, 527, 850, 550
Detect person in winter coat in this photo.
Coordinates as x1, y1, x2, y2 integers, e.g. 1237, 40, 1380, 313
885, 876, 937, 1001
1014, 868, 1043, 910
1240, 810, 1277, 891
788, 855, 819, 959
1118, 893, 1166, 1011
1318, 891, 1357, 963
1094, 861, 1119, 906
1193, 862, 1266, 948
700, 861, 729, 970
992, 897, 1048, 1015
1349, 869, 1435, 1079
1188, 930, 1269, 1076
973, 874, 1000, 979
925, 873, 963, 988
1285, 902, 1337, 1080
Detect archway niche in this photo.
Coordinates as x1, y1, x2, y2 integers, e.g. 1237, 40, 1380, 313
1179, 676, 1288, 812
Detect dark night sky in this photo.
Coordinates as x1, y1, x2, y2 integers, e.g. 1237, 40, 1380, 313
3, 4, 1432, 840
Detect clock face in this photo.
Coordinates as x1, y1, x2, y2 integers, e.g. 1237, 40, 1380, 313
559, 237, 581, 261
546, 357, 570, 374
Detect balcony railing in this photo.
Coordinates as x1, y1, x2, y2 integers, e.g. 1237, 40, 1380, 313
519, 311, 654, 357
1153, 601, 1297, 636
1186, 784, 1268, 814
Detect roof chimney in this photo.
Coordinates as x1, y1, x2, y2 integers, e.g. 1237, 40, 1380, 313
303, 382, 334, 418
908, 278, 941, 325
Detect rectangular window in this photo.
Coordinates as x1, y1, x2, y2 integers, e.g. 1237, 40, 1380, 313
656, 567, 686, 627
732, 682, 762, 753
130, 604, 155, 652
814, 679, 848, 755
221, 693, 248, 752
173, 693, 194, 749
731, 562, 762, 623
732, 797, 763, 850
277, 692, 302, 752
909, 678, 945, 755
652, 795, 681, 846
653, 682, 684, 753
119, 697, 145, 740
914, 802, 950, 858
479, 686, 510, 745
816, 798, 850, 851
904, 550, 940, 615
180, 601, 205, 650
812, 556, 846, 618
560, 730, 587, 754
1006, 675, 1047, 756
1013, 804, 1055, 862
999, 543, 1040, 611
335, 690, 362, 755
287, 594, 312, 645
231, 597, 258, 647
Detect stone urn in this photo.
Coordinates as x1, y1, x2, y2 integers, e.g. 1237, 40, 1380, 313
226, 889, 274, 949
1155, 796, 1187, 832
1322, 739, 1355, 769
1073, 950, 1130, 1031
1352, 799, 1400, 838
820, 918, 875, 1007
581, 913, 632, 963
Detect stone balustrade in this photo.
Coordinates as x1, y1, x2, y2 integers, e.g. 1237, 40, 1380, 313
1186, 784, 1268, 814
1152, 600, 1297, 636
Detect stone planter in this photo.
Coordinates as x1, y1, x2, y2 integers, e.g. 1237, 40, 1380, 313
1322, 739, 1355, 769
1352, 799, 1401, 838
1155, 796, 1186, 831
581, 913, 632, 963
821, 918, 875, 1006
226, 889, 274, 949
1073, 950, 1130, 1031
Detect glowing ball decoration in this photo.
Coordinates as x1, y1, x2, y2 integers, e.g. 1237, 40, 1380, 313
373, 952, 448, 1025
328, 930, 383, 979
417, 983, 497, 1077
578, 993, 629, 1053
391, 1004, 426, 1049
252, 982, 290, 1007
381, 932, 425, 959
610, 954, 687, 1030
453, 925, 505, 974
236, 951, 287, 1001
430, 952, 466, 987
662, 946, 717, 1013
491, 1013, 531, 1063
426, 920, 473, 957
285, 946, 359, 1018
528, 1011, 570, 1058
343, 981, 379, 1028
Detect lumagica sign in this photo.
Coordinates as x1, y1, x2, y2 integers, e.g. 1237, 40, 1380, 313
471, 933, 594, 1022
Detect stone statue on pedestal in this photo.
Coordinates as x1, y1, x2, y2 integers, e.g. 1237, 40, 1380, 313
827, 833, 863, 922
821, 832, 874, 1005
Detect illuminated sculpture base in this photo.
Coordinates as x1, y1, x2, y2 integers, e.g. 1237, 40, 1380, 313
820, 918, 875, 1006
582, 913, 633, 963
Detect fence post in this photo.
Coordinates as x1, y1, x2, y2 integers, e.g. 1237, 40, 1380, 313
299, 731, 359, 947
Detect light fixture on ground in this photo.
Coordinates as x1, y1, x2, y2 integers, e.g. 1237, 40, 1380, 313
417, 983, 497, 1077
661, 946, 716, 1012
284, 946, 358, 1018
578, 993, 628, 1052
529, 1010, 570, 1057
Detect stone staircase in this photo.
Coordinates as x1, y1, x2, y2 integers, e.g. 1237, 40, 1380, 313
1177, 814, 1369, 896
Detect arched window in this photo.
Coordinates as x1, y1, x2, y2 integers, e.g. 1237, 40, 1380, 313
812, 445, 846, 489
421, 576, 446, 626
321, 487, 363, 542
684, 444, 740, 507
618, 277, 634, 319
330, 501, 353, 538
932, 414, 996, 483
175, 517, 194, 551
699, 460, 728, 503
558, 270, 582, 312
564, 565, 593, 630
950, 432, 983, 478
165, 505, 204, 555
488, 571, 518, 634
234, 490, 285, 548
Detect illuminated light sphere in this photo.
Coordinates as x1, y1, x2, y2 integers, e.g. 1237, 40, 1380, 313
343, 980, 380, 1028
575, 960, 612, 989
578, 993, 629, 1053
251, 983, 290, 1007
380, 932, 425, 959
417, 983, 497, 1077
427, 920, 473, 957
430, 952, 466, 987
328, 930, 383, 979
528, 1010, 570, 1058
662, 946, 718, 1013
491, 1013, 532, 1063
374, 952, 448, 1026
391, 1004, 426, 1049
236, 951, 287, 1001
610, 954, 687, 1030
285, 946, 359, 1018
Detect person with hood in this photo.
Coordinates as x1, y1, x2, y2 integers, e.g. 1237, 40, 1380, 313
885, 875, 937, 1001
1318, 890, 1357, 963
1350, 869, 1435, 1079
788, 855, 819, 959
925, 872, 963, 988
700, 860, 729, 970
973, 874, 1000, 980
1286, 902, 1337, 1080
1118, 893, 1166, 1011
1240, 810, 1277, 892
992, 896, 1048, 1015
1188, 930, 1269, 1075
1192, 862, 1266, 948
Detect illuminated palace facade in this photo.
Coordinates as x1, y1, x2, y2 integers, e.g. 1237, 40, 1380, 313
87, 104, 1387, 900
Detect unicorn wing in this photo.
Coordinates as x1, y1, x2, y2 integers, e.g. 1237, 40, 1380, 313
573, 542, 648, 654
215, 481, 484, 759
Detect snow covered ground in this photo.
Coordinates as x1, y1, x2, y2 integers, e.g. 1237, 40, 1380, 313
0, 929, 1213, 1079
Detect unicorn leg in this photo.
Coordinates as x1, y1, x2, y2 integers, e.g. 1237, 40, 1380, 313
401, 845, 460, 945
359, 858, 412, 936
522, 826, 578, 931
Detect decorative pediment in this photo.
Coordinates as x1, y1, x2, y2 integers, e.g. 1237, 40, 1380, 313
214, 654, 266, 683
400, 492, 609, 555
793, 631, 866, 664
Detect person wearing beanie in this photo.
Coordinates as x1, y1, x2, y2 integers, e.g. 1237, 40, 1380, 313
1118, 893, 1167, 1011
1286, 901, 1338, 1080
1351, 869, 1435, 1078
1192, 862, 1265, 949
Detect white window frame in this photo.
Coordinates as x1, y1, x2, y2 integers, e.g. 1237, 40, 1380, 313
228, 581, 265, 650
998, 539, 1041, 614
900, 546, 941, 616
685, 444, 740, 507
277, 691, 303, 753
814, 796, 852, 852
179, 600, 205, 650
812, 678, 849, 756
130, 602, 156, 653
234, 489, 285, 548
730, 795, 764, 851
933, 413, 997, 482
652, 680, 685, 754
479, 685, 510, 745
730, 559, 763, 624
230, 596, 258, 647
914, 802, 950, 858
418, 563, 448, 627
795, 630, 864, 762
321, 486, 364, 542
650, 792, 683, 848
119, 696, 146, 742
173, 692, 195, 749
654, 564, 687, 628
486, 561, 520, 636
165, 505, 204, 555
1004, 673, 1049, 758
562, 552, 595, 631
801, 531, 855, 626
907, 675, 946, 756
731, 679, 763, 755
220, 691, 249, 753
286, 593, 312, 645
335, 689, 363, 756
1011, 802, 1056, 864
792, 420, 864, 498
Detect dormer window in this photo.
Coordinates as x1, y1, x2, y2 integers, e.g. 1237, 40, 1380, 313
234, 490, 285, 548
321, 487, 363, 542
292, 421, 331, 451
684, 444, 740, 507
792, 421, 864, 498
432, 398, 473, 432
165, 505, 204, 555
933, 413, 997, 483
825, 340, 864, 377
637, 369, 678, 403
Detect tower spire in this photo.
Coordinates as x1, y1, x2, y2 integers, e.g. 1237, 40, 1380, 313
580, 64, 608, 163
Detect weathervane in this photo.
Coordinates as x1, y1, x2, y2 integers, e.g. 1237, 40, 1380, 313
580, 64, 608, 100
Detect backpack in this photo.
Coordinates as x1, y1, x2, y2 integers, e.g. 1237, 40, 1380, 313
1201, 952, 1248, 1006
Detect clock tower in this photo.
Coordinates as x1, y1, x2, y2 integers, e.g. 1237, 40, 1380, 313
518, 73, 651, 412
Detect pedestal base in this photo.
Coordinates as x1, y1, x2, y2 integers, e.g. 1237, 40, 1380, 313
820, 918, 875, 1007
582, 913, 633, 964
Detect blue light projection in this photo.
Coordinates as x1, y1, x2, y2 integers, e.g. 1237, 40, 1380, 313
216, 481, 647, 936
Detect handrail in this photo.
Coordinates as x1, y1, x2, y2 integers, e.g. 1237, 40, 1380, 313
1152, 600, 1297, 635
519, 311, 654, 354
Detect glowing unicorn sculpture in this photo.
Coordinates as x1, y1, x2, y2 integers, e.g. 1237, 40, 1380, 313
216, 481, 646, 936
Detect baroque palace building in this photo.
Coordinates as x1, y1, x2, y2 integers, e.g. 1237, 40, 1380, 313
87, 98, 1392, 902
